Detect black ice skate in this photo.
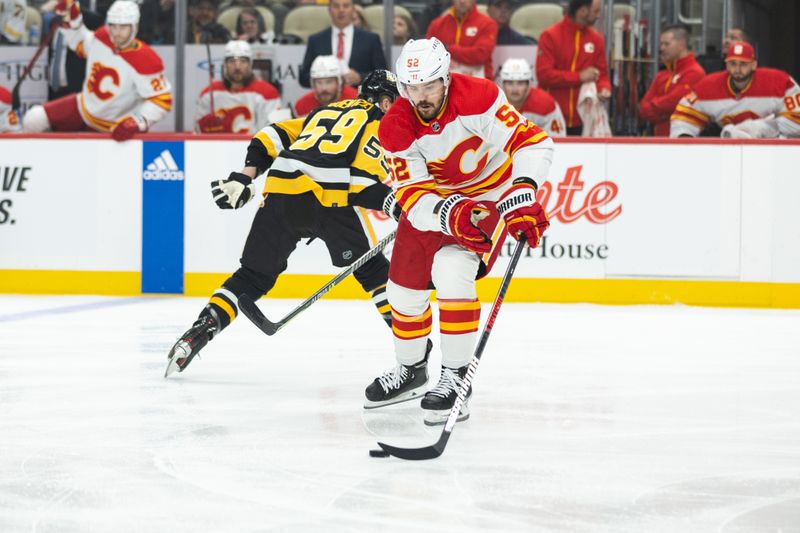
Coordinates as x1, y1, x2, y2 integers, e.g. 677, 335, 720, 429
421, 365, 472, 426
364, 340, 432, 409
164, 314, 218, 377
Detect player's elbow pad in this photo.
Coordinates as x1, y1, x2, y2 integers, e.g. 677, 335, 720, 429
244, 139, 274, 175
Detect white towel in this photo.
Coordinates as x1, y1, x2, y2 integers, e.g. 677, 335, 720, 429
577, 82, 612, 137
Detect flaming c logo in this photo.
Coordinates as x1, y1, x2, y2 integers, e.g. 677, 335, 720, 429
86, 62, 120, 101
223, 106, 253, 133
427, 135, 489, 185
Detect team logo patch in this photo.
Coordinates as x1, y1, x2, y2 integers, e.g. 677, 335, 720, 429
465, 26, 478, 37
734, 44, 743, 54
431, 121, 441, 132
584, 42, 595, 53
342, 250, 353, 260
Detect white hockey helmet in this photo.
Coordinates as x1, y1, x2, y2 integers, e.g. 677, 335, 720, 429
310, 55, 343, 80
394, 37, 451, 99
224, 40, 252, 60
500, 58, 533, 82
106, 0, 140, 25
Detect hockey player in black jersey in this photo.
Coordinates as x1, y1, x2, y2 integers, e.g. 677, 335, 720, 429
165, 70, 421, 378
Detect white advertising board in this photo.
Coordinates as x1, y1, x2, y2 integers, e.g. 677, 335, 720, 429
2, 137, 800, 303
0, 139, 141, 270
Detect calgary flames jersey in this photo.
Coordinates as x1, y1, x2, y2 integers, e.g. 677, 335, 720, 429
0, 85, 21, 132
195, 79, 281, 134
250, 98, 389, 208
63, 26, 172, 132
670, 67, 800, 137
515, 87, 566, 137
378, 73, 554, 233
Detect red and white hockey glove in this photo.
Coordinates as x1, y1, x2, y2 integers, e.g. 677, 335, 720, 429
210, 172, 255, 209
111, 116, 147, 142
439, 194, 492, 254
497, 177, 549, 247
54, 0, 82, 28
198, 113, 226, 134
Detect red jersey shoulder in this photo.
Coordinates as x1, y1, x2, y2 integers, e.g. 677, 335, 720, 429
749, 68, 793, 96
448, 73, 499, 116
523, 88, 557, 115
341, 85, 359, 99
95, 28, 164, 75
691, 71, 730, 100
294, 91, 318, 116
200, 80, 227, 97
247, 79, 280, 100
0, 85, 11, 104
378, 98, 417, 153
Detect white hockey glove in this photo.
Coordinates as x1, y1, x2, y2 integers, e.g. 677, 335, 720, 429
382, 191, 401, 221
211, 172, 256, 209
721, 117, 779, 139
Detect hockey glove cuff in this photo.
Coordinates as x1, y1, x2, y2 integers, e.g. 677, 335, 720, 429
211, 172, 256, 209
382, 191, 401, 221
439, 194, 492, 254
111, 116, 147, 142
497, 177, 548, 246
198, 113, 226, 133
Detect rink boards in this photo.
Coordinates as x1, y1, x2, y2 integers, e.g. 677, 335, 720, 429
0, 135, 799, 308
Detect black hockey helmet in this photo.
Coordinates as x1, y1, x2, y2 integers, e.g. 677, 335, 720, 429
358, 69, 401, 106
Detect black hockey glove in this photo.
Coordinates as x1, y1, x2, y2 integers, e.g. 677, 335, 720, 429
382, 191, 402, 221
211, 172, 256, 209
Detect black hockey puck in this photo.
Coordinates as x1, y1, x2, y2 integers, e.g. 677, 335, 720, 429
369, 449, 390, 458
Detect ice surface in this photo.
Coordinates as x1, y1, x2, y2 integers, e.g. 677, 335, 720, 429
1, 295, 799, 532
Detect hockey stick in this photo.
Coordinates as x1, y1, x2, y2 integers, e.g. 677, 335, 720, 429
376, 236, 527, 460
239, 229, 397, 336
12, 18, 61, 110
203, 32, 216, 116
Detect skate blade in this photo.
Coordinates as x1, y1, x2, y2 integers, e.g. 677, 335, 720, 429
164, 342, 190, 378
363, 387, 426, 410
423, 404, 470, 426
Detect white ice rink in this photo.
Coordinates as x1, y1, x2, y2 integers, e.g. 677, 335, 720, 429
1, 294, 799, 533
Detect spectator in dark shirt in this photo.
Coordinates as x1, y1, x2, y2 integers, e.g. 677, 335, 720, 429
138, 0, 175, 44
298, 0, 386, 88
188, 0, 230, 44
488, 0, 534, 45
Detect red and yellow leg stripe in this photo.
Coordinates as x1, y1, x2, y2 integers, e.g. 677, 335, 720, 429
439, 298, 481, 335
392, 306, 433, 340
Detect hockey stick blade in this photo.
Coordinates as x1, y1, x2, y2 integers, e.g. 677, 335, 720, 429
377, 432, 451, 460
238, 294, 279, 336
374, 237, 527, 460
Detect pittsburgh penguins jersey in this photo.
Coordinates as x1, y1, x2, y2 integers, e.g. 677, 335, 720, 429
670, 67, 800, 138
378, 73, 554, 233
62, 26, 172, 132
195, 79, 281, 134
0, 85, 21, 132
515, 87, 566, 137
247, 98, 390, 209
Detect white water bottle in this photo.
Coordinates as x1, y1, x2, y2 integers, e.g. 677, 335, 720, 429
29, 23, 40, 45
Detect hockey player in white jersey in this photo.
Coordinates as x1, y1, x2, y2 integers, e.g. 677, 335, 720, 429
499, 58, 566, 137
364, 38, 553, 425
195, 40, 282, 134
22, 0, 172, 141
671, 41, 800, 138
0, 0, 26, 44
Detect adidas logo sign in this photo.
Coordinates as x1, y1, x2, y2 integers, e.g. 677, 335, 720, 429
143, 150, 184, 181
